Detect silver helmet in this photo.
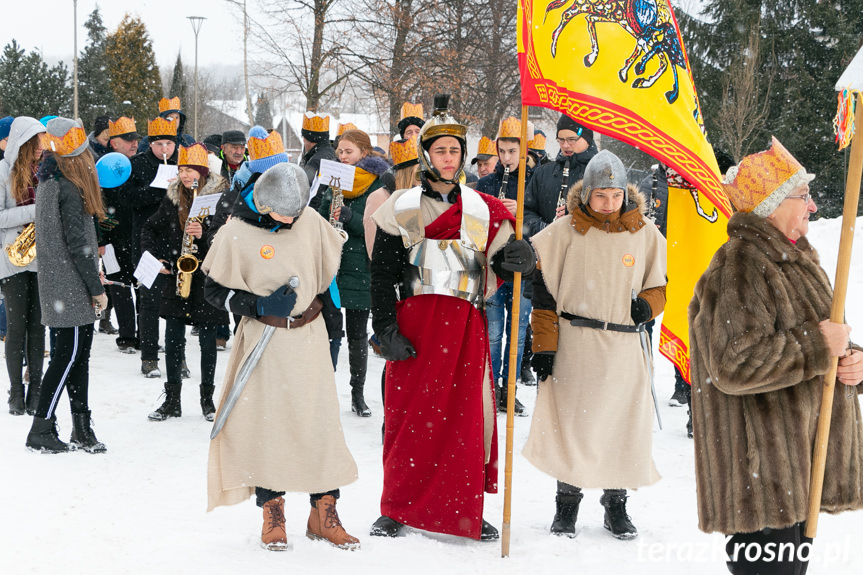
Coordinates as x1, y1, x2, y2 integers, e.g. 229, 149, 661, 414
417, 94, 468, 184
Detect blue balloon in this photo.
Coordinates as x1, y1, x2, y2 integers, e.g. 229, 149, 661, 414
96, 152, 132, 189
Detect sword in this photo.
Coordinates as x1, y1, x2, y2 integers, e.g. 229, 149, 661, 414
633, 290, 662, 430
210, 276, 299, 440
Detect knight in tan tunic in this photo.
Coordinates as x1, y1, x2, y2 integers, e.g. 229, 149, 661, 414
202, 162, 361, 552
525, 150, 667, 540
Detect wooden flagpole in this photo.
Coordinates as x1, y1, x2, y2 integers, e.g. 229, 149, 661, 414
805, 91, 863, 538
502, 104, 530, 557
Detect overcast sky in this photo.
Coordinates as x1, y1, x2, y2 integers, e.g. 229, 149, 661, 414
3, 1, 246, 70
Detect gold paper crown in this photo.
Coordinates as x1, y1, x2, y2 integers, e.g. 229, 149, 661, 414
158, 97, 182, 113
496, 116, 522, 140
476, 136, 496, 156
178, 144, 209, 169
721, 136, 813, 217
248, 130, 285, 160
109, 117, 137, 138
148, 117, 178, 137
401, 102, 423, 120
337, 123, 358, 136
302, 112, 330, 133
529, 133, 547, 150
41, 126, 87, 157
390, 137, 418, 166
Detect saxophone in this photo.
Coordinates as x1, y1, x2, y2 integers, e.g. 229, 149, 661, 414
328, 177, 349, 241
176, 180, 203, 299
497, 166, 510, 200
5, 222, 36, 266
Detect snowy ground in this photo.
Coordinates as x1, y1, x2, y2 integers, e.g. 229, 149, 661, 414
2, 216, 861, 575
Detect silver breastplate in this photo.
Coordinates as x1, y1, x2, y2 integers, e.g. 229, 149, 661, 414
393, 186, 490, 306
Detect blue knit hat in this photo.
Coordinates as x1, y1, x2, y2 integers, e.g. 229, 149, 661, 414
0, 116, 13, 141
246, 125, 288, 173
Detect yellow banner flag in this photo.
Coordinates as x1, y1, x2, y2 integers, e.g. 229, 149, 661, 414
518, 0, 733, 380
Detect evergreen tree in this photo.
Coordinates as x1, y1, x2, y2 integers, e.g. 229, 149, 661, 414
254, 94, 273, 129
0, 40, 71, 118
169, 52, 188, 106
77, 7, 117, 132
105, 14, 162, 130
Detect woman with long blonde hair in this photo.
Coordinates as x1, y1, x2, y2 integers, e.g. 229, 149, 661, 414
0, 117, 46, 416
26, 118, 108, 454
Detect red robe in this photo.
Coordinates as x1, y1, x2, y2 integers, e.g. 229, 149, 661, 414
380, 193, 514, 539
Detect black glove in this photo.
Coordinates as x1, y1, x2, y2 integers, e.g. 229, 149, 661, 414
376, 324, 417, 362
630, 297, 652, 325
337, 204, 353, 224
532, 352, 555, 382
502, 235, 536, 275
256, 285, 298, 317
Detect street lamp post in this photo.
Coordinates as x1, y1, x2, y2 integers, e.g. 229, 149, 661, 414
187, 16, 206, 141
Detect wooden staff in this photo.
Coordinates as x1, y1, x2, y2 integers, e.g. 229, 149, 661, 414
502, 104, 530, 557
805, 91, 863, 538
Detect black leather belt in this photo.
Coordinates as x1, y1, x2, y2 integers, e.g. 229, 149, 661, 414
560, 312, 645, 333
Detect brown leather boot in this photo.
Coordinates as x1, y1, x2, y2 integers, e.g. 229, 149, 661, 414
306, 495, 360, 550
261, 496, 290, 551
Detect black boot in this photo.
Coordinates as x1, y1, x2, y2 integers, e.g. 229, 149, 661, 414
348, 339, 371, 417
25, 378, 41, 416
200, 384, 216, 422
148, 383, 182, 421
686, 408, 693, 439
497, 380, 526, 416
70, 410, 107, 453
600, 490, 637, 539
550, 492, 583, 537
520, 364, 536, 386
8, 384, 25, 416
369, 515, 403, 537
480, 519, 499, 541
26, 415, 73, 453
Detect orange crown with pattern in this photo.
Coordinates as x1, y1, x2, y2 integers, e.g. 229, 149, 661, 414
109, 117, 137, 138
302, 112, 330, 133
496, 116, 523, 140
529, 132, 547, 150
148, 117, 178, 138
158, 97, 182, 113
722, 136, 815, 217
476, 136, 496, 157
390, 136, 418, 167
178, 144, 209, 170
248, 130, 285, 161
41, 122, 88, 157
400, 102, 423, 120
337, 122, 358, 136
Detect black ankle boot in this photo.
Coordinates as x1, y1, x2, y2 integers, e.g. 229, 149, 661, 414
550, 491, 583, 537
148, 383, 182, 421
348, 339, 371, 417
26, 415, 73, 453
370, 515, 402, 537
497, 380, 526, 416
600, 490, 637, 539
480, 519, 499, 541
200, 384, 216, 422
8, 384, 25, 416
70, 410, 107, 453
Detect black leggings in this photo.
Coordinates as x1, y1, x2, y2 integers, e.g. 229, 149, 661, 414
1, 271, 44, 388
165, 318, 217, 386
36, 324, 94, 419
345, 308, 370, 341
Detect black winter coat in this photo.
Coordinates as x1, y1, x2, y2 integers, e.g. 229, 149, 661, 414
100, 186, 136, 283
301, 142, 336, 211
140, 175, 229, 326
122, 148, 178, 263
475, 162, 534, 203
523, 143, 598, 237
637, 166, 669, 238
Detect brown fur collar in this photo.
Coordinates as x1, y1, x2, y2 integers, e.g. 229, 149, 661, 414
166, 174, 228, 206
567, 182, 647, 235
727, 211, 818, 265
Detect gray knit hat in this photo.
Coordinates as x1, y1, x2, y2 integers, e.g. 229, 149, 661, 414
45, 117, 90, 157
581, 150, 627, 203
253, 163, 310, 218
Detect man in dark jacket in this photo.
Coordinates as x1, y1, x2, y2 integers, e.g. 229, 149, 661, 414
299, 112, 335, 210
523, 114, 598, 237
219, 129, 247, 185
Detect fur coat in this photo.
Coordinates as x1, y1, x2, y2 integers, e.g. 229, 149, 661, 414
689, 211, 863, 534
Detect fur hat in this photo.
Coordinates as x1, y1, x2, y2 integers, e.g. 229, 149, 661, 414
42, 117, 89, 157
581, 150, 627, 203
252, 162, 310, 218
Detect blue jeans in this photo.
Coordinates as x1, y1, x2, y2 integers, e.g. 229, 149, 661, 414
487, 280, 531, 382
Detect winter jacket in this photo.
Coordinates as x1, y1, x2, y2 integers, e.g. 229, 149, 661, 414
219, 150, 245, 185
0, 117, 45, 280
689, 211, 863, 535
475, 161, 534, 204
301, 142, 336, 211
140, 175, 229, 326
121, 147, 178, 263
523, 144, 598, 238
100, 184, 136, 284
34, 155, 104, 328
318, 155, 390, 310
87, 133, 110, 161
637, 165, 669, 237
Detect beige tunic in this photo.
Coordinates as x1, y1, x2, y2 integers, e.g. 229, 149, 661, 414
203, 212, 358, 510
523, 215, 666, 489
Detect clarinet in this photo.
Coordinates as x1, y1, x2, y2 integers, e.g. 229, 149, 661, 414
646, 170, 658, 223
555, 161, 571, 216
497, 166, 511, 200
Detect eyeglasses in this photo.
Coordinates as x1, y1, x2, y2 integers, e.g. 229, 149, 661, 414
785, 192, 811, 203
556, 137, 582, 145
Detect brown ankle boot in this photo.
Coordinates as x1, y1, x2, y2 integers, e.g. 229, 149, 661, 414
261, 497, 290, 551
306, 495, 360, 550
